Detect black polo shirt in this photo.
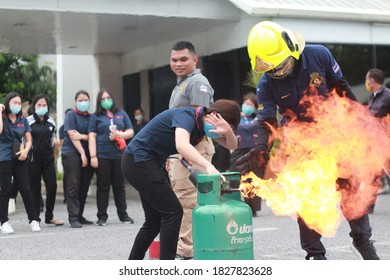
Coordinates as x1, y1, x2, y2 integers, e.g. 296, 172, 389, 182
27, 113, 56, 164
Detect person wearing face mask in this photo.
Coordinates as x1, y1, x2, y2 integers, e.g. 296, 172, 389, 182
133, 107, 148, 136
229, 92, 262, 217
88, 89, 134, 226
236, 21, 379, 260
0, 91, 41, 234
27, 94, 64, 226
121, 99, 240, 259
364, 68, 390, 212
62, 90, 95, 228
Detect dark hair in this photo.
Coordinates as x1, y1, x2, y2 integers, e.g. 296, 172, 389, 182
75, 90, 90, 101
31, 94, 50, 115
27, 105, 34, 115
65, 108, 72, 115
243, 92, 259, 109
367, 68, 385, 85
95, 88, 119, 115
134, 107, 144, 114
3, 91, 22, 117
172, 41, 196, 55
207, 99, 241, 130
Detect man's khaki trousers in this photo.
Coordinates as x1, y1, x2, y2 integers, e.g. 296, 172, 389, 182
168, 137, 215, 258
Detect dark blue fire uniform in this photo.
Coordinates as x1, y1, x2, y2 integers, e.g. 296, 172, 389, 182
255, 44, 371, 260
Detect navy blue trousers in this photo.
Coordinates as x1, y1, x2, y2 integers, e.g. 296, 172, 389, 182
121, 153, 183, 260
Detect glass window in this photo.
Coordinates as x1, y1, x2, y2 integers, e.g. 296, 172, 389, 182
324, 44, 372, 86
376, 45, 390, 87
323, 44, 372, 103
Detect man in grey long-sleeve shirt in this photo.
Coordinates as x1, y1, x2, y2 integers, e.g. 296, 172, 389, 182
167, 41, 215, 260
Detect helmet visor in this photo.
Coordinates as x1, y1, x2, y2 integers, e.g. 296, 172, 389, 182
253, 56, 274, 73
266, 56, 295, 79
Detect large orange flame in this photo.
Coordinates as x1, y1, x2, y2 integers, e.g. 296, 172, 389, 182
240, 90, 390, 237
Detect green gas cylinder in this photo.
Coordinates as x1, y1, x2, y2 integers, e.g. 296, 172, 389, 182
192, 172, 254, 260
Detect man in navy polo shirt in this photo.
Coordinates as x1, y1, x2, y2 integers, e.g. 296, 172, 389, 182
236, 21, 379, 260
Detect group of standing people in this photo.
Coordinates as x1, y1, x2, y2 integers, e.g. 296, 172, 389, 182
0, 92, 62, 234
61, 89, 135, 228
0, 88, 139, 233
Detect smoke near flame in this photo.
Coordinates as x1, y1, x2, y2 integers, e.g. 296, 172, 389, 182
240, 90, 390, 237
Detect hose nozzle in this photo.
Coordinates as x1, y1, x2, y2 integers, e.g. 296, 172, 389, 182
182, 159, 203, 187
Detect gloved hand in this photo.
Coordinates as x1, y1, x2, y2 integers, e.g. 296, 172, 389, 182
236, 146, 269, 175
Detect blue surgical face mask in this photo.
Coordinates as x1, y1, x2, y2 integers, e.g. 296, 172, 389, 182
135, 115, 143, 121
76, 101, 90, 112
35, 107, 48, 116
10, 105, 21, 115
204, 121, 221, 139
242, 104, 255, 116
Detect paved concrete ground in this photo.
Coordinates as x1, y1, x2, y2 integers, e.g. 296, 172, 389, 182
0, 184, 389, 260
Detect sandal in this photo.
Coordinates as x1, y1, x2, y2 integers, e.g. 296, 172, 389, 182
45, 218, 65, 226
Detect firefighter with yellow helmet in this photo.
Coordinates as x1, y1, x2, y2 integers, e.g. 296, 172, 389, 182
236, 21, 380, 260
247, 21, 301, 77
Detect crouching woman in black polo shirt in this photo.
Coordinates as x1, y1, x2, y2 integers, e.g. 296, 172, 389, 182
121, 99, 240, 260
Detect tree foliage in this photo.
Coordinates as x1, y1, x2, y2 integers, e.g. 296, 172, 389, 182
0, 54, 56, 108
243, 68, 263, 90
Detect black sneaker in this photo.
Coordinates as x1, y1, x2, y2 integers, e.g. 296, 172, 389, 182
69, 220, 82, 228
96, 219, 107, 226
120, 215, 134, 224
351, 240, 380, 260
79, 217, 93, 225
175, 254, 193, 260
305, 255, 327, 260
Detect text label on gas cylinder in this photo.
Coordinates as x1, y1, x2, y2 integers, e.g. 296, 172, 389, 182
226, 219, 253, 245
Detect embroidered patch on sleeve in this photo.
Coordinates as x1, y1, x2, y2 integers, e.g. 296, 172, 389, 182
332, 63, 340, 73
200, 85, 208, 93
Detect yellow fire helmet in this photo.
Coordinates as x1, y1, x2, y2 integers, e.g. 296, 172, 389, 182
247, 21, 305, 73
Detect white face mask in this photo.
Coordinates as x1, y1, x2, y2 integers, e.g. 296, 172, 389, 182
135, 115, 143, 121
10, 105, 21, 115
